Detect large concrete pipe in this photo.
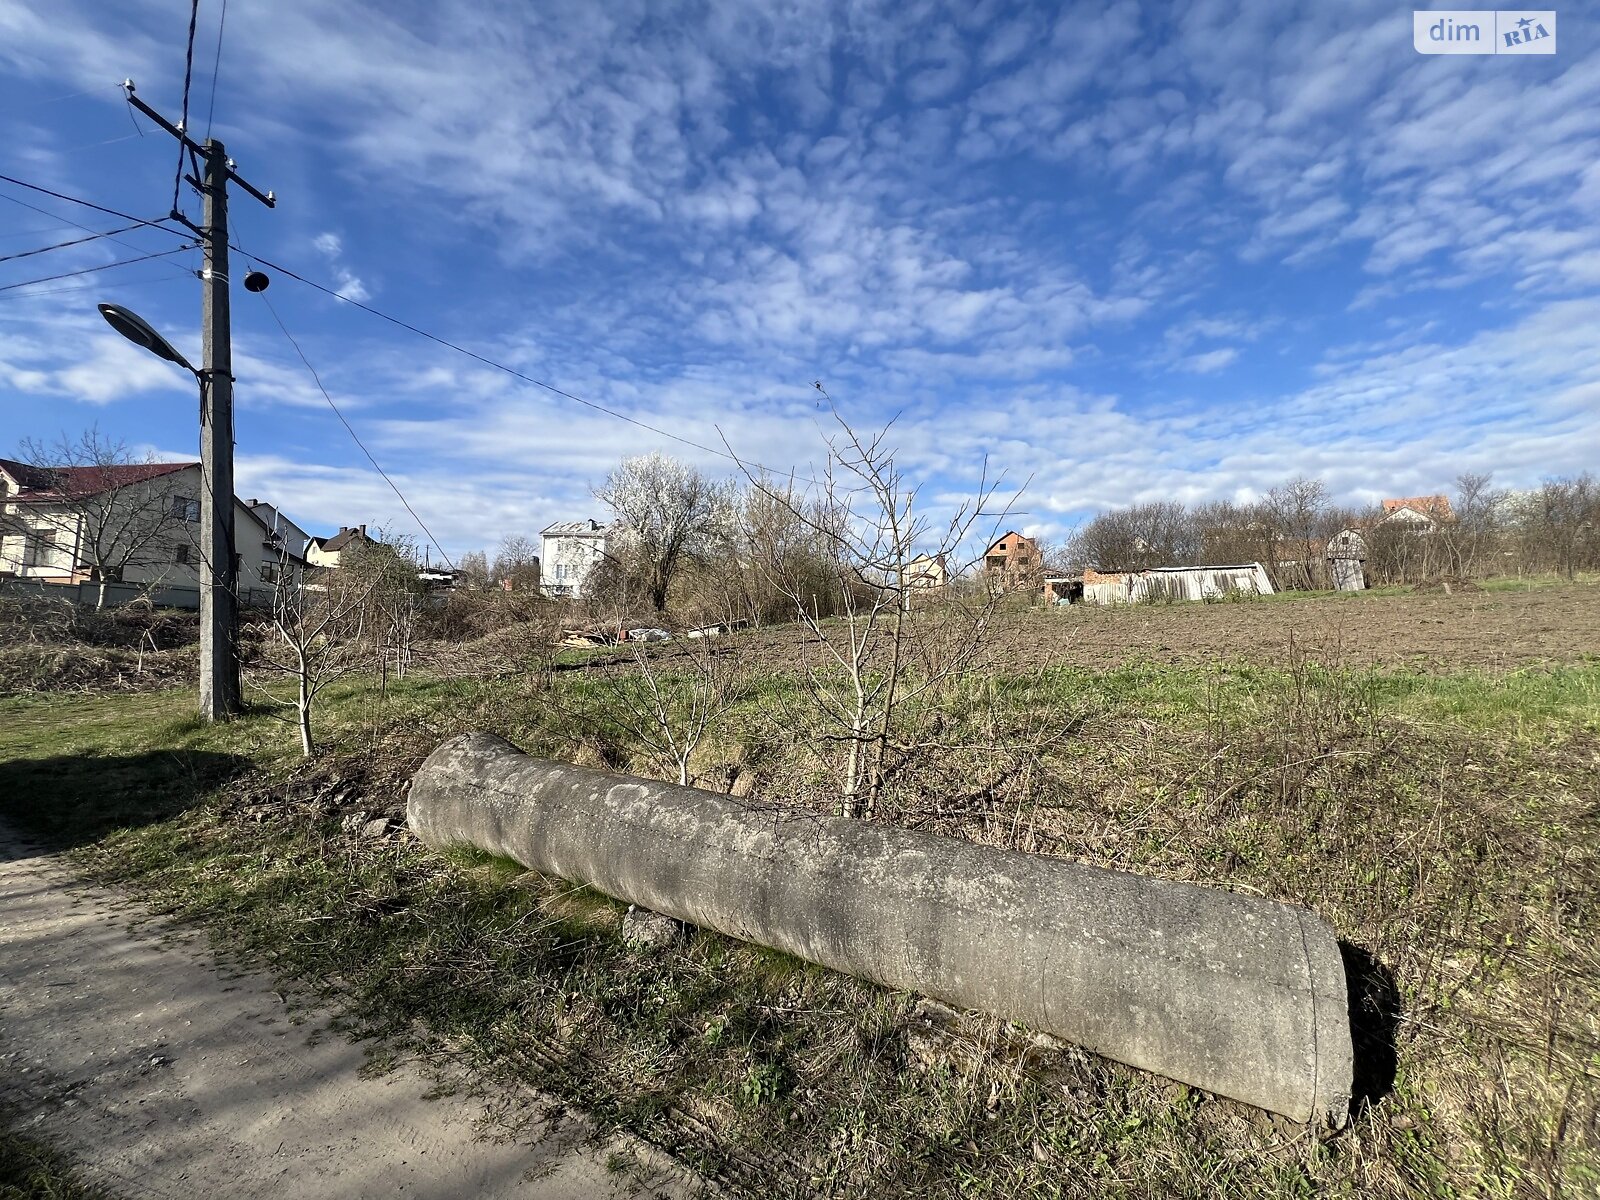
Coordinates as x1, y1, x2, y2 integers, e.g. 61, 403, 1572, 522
408, 732, 1353, 1124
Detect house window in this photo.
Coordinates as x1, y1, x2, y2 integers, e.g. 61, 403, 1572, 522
25, 528, 56, 566
174, 544, 191, 565
171, 496, 201, 522
260, 562, 278, 584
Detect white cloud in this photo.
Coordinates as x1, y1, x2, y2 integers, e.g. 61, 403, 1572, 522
1178, 347, 1238, 374
310, 230, 368, 303
0, 316, 191, 406
5, 0, 1599, 556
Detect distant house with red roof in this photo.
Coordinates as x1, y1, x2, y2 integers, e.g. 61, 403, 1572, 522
1322, 493, 1459, 592
1379, 495, 1455, 527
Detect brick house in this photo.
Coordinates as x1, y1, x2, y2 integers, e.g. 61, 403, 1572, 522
983, 531, 1042, 591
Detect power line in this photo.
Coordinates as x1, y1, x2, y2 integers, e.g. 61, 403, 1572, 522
232, 243, 820, 479
0, 271, 192, 300
0, 177, 195, 289
251, 285, 456, 570
0, 245, 196, 295
204, 0, 229, 138
0, 221, 161, 265
0, 172, 188, 232
173, 0, 201, 215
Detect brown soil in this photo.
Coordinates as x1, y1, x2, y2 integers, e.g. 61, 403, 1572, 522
675, 582, 1600, 676
989, 582, 1600, 672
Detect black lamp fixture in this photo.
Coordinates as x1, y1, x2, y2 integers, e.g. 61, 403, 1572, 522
97, 302, 197, 375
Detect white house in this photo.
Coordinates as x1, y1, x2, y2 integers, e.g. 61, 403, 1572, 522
245, 498, 311, 560
0, 458, 305, 605
540, 519, 611, 598
306, 524, 379, 569
1379, 495, 1455, 528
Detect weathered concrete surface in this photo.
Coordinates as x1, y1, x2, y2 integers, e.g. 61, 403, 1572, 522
408, 732, 1354, 1125
0, 820, 693, 1199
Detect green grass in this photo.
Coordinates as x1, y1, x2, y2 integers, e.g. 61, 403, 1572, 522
0, 1117, 113, 1200
1199, 572, 1595, 604
1, 653, 1598, 1199
1477, 571, 1598, 592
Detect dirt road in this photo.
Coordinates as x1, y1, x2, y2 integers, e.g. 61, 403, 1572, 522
0, 824, 692, 1199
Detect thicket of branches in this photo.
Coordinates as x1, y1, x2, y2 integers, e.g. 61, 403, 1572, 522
1068, 471, 1599, 587
578, 455, 867, 628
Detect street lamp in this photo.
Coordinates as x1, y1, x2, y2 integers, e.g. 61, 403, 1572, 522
98, 301, 240, 720
97, 303, 196, 373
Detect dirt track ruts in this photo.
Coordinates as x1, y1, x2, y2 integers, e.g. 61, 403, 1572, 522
0, 822, 693, 1199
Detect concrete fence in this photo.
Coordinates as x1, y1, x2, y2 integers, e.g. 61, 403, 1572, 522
0, 578, 275, 611
408, 732, 1354, 1124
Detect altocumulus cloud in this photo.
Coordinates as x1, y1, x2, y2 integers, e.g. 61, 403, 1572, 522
0, 0, 1596, 556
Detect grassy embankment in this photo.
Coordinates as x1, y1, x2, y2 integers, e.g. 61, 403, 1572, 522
1, 635, 1597, 1198
0, 1113, 113, 1200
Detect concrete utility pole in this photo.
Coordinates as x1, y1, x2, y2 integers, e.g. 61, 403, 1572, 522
198, 139, 239, 718
121, 80, 274, 720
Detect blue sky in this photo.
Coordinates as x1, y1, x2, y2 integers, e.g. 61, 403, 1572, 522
2, 1, 1597, 560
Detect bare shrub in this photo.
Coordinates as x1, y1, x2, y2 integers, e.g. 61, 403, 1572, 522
588, 636, 748, 786
252, 567, 384, 757
731, 406, 1019, 818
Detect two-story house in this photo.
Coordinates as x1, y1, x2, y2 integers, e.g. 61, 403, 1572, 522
0, 458, 304, 605
540, 519, 611, 598
245, 498, 312, 560
306, 524, 379, 569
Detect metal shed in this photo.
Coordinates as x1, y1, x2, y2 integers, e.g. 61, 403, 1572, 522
1068, 564, 1274, 605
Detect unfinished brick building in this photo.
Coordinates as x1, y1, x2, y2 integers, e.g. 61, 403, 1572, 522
983, 530, 1042, 592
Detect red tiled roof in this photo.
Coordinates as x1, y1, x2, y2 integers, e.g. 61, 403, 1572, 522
1381, 495, 1454, 520
0, 458, 197, 501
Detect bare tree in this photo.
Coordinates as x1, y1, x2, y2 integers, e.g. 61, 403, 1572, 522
593, 636, 747, 787
596, 452, 728, 612
491, 535, 542, 592
4, 428, 190, 606
677, 473, 848, 628
1262, 477, 1330, 588
1071, 500, 1196, 570
732, 407, 1017, 818
455, 550, 491, 591
1034, 532, 1079, 574
1442, 472, 1506, 578
1528, 474, 1599, 581
253, 562, 382, 757
337, 536, 425, 684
